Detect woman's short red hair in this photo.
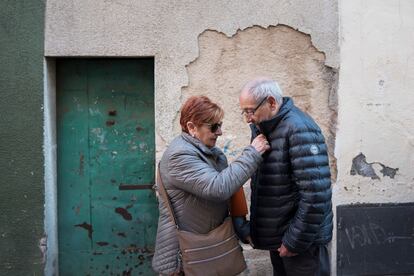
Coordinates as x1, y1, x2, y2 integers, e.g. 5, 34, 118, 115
180, 96, 224, 133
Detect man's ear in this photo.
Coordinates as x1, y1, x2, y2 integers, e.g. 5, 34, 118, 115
268, 96, 278, 109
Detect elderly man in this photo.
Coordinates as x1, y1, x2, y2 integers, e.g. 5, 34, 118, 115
239, 78, 333, 276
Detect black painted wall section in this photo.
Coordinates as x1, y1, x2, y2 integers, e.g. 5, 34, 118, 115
0, 0, 45, 274
337, 203, 414, 275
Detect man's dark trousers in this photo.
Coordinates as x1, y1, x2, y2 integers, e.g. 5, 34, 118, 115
269, 245, 330, 276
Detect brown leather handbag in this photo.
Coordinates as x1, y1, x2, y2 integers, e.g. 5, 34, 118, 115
157, 167, 247, 276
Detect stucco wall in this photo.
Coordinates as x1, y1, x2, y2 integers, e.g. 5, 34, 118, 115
45, 0, 339, 274
333, 0, 414, 273
1, 0, 412, 274
0, 1, 45, 274
45, 0, 339, 147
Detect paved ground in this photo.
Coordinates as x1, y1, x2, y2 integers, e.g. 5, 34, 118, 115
241, 245, 273, 276
239, 186, 273, 275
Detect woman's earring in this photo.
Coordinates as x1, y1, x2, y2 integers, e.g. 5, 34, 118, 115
192, 133, 195, 138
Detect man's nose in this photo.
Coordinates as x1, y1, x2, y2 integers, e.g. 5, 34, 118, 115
216, 128, 223, 136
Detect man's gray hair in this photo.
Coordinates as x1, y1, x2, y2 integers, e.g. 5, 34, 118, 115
243, 78, 283, 105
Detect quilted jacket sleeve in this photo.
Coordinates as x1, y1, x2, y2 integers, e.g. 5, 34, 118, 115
282, 125, 332, 253
168, 146, 262, 202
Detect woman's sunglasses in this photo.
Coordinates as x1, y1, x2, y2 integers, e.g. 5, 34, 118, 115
204, 122, 223, 133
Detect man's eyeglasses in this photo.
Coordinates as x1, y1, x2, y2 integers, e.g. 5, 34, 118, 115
241, 97, 268, 117
204, 122, 223, 133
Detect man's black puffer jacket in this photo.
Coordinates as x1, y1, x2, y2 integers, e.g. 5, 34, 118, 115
250, 97, 333, 253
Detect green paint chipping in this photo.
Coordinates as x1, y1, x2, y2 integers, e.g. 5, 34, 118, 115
0, 0, 45, 275
57, 59, 157, 275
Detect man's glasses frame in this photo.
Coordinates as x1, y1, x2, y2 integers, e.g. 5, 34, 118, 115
241, 97, 268, 117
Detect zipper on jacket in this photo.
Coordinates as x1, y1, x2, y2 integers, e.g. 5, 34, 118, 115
251, 171, 259, 243
186, 245, 241, 265
183, 234, 236, 253
176, 250, 183, 272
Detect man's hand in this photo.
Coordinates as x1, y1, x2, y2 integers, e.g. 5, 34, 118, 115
277, 244, 298, 257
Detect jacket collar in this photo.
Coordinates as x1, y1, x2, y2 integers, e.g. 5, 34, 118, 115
181, 132, 218, 157
258, 97, 293, 135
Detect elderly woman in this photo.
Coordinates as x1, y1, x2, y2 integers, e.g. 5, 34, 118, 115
152, 96, 269, 275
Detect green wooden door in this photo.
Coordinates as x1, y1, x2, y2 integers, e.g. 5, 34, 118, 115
57, 58, 157, 276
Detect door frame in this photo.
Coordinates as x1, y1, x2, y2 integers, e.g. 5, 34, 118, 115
44, 57, 58, 276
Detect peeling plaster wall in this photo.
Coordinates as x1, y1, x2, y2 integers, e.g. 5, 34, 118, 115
37, 0, 414, 274
181, 25, 338, 274
45, 0, 339, 150
336, 0, 414, 216
180, 25, 337, 179
334, 0, 414, 273
45, 1, 339, 274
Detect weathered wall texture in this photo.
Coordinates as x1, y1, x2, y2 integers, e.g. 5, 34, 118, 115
0, 0, 45, 274
45, 0, 339, 151
333, 0, 414, 273
45, 1, 339, 274
179, 25, 337, 178
180, 26, 337, 275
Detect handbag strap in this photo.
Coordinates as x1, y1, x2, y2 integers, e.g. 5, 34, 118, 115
157, 163, 179, 229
